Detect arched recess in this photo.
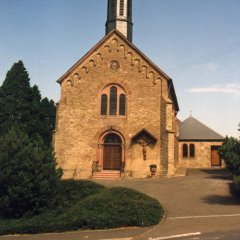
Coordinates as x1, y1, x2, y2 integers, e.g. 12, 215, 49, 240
111, 38, 119, 51
98, 130, 125, 171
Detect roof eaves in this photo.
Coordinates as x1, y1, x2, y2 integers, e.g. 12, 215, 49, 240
179, 139, 224, 142
57, 30, 119, 83
168, 79, 180, 112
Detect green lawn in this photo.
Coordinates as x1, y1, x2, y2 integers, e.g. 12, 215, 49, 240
0, 180, 164, 235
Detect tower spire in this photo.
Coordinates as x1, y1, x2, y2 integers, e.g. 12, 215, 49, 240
106, 0, 133, 42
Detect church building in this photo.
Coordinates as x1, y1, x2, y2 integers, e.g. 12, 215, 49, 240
54, 0, 224, 179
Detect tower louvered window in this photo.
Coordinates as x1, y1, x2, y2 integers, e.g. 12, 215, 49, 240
110, 0, 115, 17
120, 0, 124, 16
100, 84, 126, 117
127, 0, 131, 17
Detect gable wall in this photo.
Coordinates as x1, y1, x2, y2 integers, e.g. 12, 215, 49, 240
54, 34, 171, 178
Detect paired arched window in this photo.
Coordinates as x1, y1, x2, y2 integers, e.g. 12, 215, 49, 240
182, 144, 195, 159
100, 85, 126, 116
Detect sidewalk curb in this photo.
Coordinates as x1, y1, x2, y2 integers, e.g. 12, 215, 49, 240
134, 207, 167, 240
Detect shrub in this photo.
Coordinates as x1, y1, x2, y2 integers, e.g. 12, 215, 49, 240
64, 187, 163, 230
233, 175, 240, 197
56, 180, 106, 208
0, 184, 164, 235
219, 136, 240, 175
0, 126, 62, 218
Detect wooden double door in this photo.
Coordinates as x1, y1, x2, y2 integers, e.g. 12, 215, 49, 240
103, 144, 122, 170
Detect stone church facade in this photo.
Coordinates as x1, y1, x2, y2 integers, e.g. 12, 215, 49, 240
54, 0, 223, 179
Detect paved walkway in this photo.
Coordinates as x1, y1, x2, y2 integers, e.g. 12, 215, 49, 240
97, 168, 240, 239
1, 168, 240, 240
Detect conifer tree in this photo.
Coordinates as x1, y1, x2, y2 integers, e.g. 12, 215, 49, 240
0, 60, 55, 145
0, 126, 62, 218
0, 61, 61, 218
0, 60, 31, 134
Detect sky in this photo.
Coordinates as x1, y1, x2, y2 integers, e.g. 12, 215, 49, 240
0, 0, 240, 137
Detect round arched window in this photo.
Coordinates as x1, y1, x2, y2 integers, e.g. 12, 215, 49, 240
100, 84, 126, 116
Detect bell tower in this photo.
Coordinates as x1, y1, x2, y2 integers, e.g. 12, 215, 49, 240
106, 0, 133, 42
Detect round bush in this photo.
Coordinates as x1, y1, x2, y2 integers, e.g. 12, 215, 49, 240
65, 187, 163, 230
57, 180, 106, 207
0, 184, 164, 235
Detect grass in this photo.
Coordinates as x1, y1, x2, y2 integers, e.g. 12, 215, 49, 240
0, 180, 164, 235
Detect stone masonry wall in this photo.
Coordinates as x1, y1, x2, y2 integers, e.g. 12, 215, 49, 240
178, 141, 223, 168
54, 32, 174, 179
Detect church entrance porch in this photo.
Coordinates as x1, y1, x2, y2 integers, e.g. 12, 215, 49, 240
92, 131, 125, 179
103, 145, 122, 170
103, 132, 123, 171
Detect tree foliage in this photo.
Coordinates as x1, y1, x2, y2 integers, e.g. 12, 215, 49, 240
219, 126, 240, 175
0, 126, 62, 218
0, 60, 56, 145
0, 61, 61, 218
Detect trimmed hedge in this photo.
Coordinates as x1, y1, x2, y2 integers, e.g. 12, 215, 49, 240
0, 181, 163, 235
56, 179, 106, 208
65, 187, 163, 229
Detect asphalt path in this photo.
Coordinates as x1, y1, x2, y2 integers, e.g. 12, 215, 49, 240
1, 168, 240, 240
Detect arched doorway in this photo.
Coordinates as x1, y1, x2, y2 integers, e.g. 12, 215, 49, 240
102, 133, 122, 170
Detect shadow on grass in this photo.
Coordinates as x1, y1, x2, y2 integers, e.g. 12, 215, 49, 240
202, 183, 240, 206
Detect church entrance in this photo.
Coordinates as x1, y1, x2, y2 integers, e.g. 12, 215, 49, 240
103, 133, 122, 170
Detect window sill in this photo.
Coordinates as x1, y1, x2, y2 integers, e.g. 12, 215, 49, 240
99, 115, 127, 119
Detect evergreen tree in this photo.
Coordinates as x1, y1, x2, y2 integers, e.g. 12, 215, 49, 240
0, 126, 62, 218
38, 98, 56, 145
0, 60, 31, 134
219, 126, 240, 175
0, 60, 56, 145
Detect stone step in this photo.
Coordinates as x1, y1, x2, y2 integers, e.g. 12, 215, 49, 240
92, 171, 121, 179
